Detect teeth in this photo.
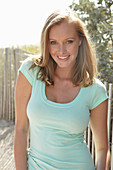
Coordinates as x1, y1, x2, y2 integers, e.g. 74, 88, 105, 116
58, 56, 69, 59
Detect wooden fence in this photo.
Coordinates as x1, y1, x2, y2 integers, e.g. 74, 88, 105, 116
0, 48, 113, 168
0, 48, 32, 121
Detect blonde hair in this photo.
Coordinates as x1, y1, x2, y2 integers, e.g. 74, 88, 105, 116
30, 9, 97, 87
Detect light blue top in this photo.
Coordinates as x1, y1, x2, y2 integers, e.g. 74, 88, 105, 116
18, 57, 108, 170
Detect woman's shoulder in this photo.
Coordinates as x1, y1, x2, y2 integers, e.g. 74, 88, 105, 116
91, 78, 107, 92
18, 56, 40, 85
93, 78, 106, 87
86, 79, 108, 110
19, 56, 40, 71
83, 78, 107, 98
83, 78, 106, 91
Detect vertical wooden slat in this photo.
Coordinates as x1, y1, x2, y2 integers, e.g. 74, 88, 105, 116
3, 48, 9, 120
7, 49, 9, 121
7, 49, 10, 120
104, 81, 107, 89
0, 49, 4, 119
12, 49, 20, 121
3, 49, 6, 119
84, 130, 86, 141
13, 48, 21, 120
107, 83, 112, 141
11, 49, 14, 120
0, 49, 3, 118
13, 49, 17, 121
88, 124, 91, 150
111, 118, 113, 170
0, 50, 2, 118
92, 136, 95, 161
13, 49, 17, 90
11, 50, 15, 121
0, 86, 1, 118
1, 63, 4, 118
8, 49, 12, 120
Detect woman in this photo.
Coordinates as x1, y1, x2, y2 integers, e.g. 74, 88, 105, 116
14, 9, 110, 170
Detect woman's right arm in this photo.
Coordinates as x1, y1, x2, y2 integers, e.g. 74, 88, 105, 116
14, 71, 32, 170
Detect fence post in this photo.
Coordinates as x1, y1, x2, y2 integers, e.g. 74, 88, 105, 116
107, 83, 112, 141
87, 124, 91, 149
104, 81, 107, 89
8, 49, 12, 120
111, 118, 113, 170
3, 48, 9, 120
13, 49, 21, 120
91, 136, 95, 162
0, 50, 4, 118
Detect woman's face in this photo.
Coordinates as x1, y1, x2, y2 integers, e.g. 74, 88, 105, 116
49, 21, 81, 70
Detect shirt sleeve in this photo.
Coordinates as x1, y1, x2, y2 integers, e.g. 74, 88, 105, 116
18, 56, 36, 86
89, 79, 108, 110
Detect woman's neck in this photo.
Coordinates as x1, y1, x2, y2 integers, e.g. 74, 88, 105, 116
55, 67, 72, 80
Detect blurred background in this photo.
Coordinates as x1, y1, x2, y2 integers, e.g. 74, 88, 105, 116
0, 0, 73, 47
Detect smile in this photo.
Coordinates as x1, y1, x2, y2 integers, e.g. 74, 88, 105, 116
57, 55, 70, 60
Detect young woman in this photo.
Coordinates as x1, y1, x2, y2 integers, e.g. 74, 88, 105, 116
14, 9, 110, 170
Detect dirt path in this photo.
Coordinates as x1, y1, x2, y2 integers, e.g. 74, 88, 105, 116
0, 119, 15, 170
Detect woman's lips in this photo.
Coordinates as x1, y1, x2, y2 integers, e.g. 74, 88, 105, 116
57, 55, 70, 60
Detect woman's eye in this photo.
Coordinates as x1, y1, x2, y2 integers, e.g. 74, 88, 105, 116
50, 41, 56, 45
66, 40, 73, 44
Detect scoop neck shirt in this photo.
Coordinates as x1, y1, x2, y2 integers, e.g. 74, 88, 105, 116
18, 57, 108, 170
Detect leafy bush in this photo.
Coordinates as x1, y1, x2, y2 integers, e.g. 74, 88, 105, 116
70, 0, 113, 83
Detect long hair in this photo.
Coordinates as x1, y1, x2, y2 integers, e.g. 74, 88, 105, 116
29, 9, 97, 87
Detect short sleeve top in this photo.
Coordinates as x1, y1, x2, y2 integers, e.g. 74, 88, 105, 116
18, 57, 108, 170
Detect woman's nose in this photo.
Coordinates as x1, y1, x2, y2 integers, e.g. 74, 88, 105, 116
58, 44, 66, 54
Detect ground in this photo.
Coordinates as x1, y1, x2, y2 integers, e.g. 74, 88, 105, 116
0, 119, 15, 170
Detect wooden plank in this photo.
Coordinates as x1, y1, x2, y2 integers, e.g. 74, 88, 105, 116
92, 135, 95, 161
3, 48, 8, 120
13, 49, 20, 120
104, 81, 107, 89
84, 130, 86, 141
87, 124, 91, 150
111, 118, 113, 170
8, 49, 12, 120
0, 84, 1, 118
6, 49, 9, 121
107, 83, 112, 141
1, 64, 4, 118
13, 49, 18, 120
0, 49, 2, 118
13, 49, 17, 91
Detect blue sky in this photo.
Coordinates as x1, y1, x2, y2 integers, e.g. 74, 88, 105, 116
0, 0, 76, 48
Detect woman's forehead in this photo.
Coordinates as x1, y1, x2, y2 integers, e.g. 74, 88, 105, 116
49, 21, 78, 39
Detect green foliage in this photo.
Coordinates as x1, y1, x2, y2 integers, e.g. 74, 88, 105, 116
19, 44, 40, 54
70, 0, 113, 83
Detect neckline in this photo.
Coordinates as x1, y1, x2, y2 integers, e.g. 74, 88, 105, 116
41, 82, 83, 107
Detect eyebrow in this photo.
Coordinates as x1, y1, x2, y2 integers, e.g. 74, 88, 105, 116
49, 37, 76, 40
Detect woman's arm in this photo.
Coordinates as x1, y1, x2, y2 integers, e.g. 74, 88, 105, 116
90, 100, 110, 170
14, 71, 32, 170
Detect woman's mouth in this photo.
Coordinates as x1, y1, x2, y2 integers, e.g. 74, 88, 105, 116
57, 55, 70, 60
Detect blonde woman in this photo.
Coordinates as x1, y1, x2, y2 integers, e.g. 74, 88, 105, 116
14, 9, 110, 170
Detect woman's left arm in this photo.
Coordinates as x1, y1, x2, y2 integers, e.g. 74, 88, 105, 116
90, 99, 111, 170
